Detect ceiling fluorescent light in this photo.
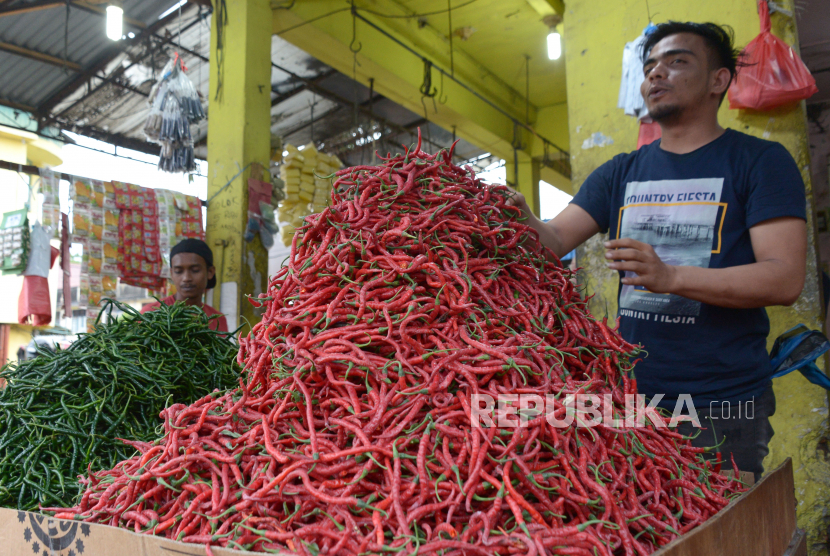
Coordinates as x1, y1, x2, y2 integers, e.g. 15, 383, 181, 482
106, 4, 123, 41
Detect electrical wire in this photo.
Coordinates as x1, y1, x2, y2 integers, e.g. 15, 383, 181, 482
359, 0, 478, 19
447, 0, 454, 76
276, 8, 350, 35
275, 0, 479, 36
525, 54, 530, 125
0, 117, 206, 176
351, 10, 571, 168
213, 0, 228, 101
64, 0, 70, 74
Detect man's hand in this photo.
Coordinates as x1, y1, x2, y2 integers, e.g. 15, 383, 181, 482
605, 238, 678, 293
501, 185, 531, 214
490, 183, 601, 259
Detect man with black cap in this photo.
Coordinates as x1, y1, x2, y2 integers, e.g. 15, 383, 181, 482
141, 238, 228, 333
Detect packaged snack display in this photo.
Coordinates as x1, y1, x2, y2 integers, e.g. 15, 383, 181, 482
0, 209, 30, 275
39, 168, 61, 239
113, 182, 202, 291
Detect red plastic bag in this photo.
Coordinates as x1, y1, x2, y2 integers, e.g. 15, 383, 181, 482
18, 276, 52, 326
728, 1, 818, 110
637, 121, 662, 149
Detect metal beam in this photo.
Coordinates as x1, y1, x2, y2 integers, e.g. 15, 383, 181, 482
102, 77, 149, 98
152, 34, 208, 63
0, 1, 63, 17
278, 83, 385, 139
271, 69, 337, 107
281, 105, 343, 139
37, 2, 196, 115
273, 4, 571, 181
270, 62, 458, 157
0, 1, 146, 31
524, 0, 565, 17
47, 16, 201, 121
70, 1, 147, 30
0, 40, 81, 71
0, 98, 37, 113
55, 120, 161, 156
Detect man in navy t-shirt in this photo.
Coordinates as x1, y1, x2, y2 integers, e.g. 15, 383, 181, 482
509, 22, 807, 479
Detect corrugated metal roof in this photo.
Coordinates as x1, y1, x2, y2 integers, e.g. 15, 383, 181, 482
1, 1, 487, 168
0, 0, 178, 109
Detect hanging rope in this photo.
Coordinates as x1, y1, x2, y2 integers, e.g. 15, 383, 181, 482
198, 6, 204, 101
349, 0, 362, 150
213, 0, 228, 101
525, 54, 531, 125
177, 0, 184, 59
447, 0, 454, 77
368, 77, 376, 164
438, 71, 448, 104
309, 95, 315, 144
63, 0, 70, 75
349, 1, 362, 53
511, 121, 521, 189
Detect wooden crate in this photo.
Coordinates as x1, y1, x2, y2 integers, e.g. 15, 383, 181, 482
0, 459, 800, 556
655, 458, 797, 556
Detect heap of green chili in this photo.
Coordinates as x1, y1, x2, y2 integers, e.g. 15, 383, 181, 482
0, 299, 240, 511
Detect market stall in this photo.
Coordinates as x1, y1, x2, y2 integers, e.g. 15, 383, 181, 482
0, 139, 807, 556
0, 0, 826, 552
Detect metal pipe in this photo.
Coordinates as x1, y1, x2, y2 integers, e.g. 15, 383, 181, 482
352, 10, 570, 162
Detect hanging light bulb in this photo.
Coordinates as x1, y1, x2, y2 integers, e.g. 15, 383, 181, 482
547, 31, 561, 60
106, 3, 123, 41
543, 15, 563, 61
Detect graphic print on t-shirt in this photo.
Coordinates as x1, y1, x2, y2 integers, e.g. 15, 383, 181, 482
617, 178, 725, 318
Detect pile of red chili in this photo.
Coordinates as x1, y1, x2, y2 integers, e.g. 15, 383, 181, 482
48, 135, 747, 555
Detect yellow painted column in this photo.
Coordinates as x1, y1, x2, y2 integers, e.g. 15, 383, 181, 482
505, 157, 541, 217
270, 3, 571, 185
564, 1, 829, 552
207, 0, 272, 333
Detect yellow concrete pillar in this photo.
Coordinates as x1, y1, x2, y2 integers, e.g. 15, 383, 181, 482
564, 1, 829, 552
505, 157, 541, 217
207, 0, 272, 332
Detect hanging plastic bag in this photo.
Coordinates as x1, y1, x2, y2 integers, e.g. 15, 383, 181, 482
143, 54, 203, 174
728, 0, 818, 111
23, 224, 51, 278
18, 276, 52, 326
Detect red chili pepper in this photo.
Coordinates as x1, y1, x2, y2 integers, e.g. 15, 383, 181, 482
47, 130, 746, 556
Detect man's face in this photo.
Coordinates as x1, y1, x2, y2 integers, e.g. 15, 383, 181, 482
171, 253, 214, 302
641, 33, 717, 122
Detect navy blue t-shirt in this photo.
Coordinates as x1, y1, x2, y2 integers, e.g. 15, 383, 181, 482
571, 129, 806, 407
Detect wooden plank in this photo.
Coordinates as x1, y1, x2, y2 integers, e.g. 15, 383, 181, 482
654, 458, 795, 556
0, 98, 37, 113
784, 529, 808, 556
0, 1, 63, 17
0, 41, 80, 71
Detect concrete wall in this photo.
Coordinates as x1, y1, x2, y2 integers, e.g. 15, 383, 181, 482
563, 0, 829, 552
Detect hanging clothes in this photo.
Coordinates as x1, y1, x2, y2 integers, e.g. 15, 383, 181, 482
61, 212, 71, 317
619, 24, 658, 122
19, 224, 58, 326
617, 33, 650, 120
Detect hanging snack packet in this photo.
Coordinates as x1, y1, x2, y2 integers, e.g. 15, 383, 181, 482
73, 209, 91, 237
